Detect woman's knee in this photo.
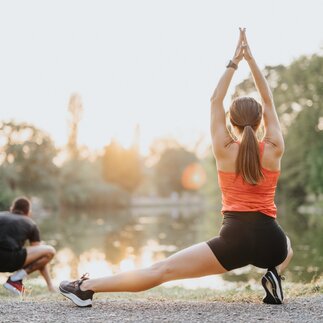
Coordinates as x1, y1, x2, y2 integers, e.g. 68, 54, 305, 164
149, 260, 175, 283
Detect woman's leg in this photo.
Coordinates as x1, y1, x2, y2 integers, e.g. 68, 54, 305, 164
81, 242, 227, 293
276, 236, 293, 274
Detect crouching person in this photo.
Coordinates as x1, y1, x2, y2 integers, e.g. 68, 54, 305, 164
0, 197, 56, 294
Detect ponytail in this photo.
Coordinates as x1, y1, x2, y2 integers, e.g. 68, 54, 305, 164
236, 126, 264, 185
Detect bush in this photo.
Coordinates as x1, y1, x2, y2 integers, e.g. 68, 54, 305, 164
59, 159, 130, 209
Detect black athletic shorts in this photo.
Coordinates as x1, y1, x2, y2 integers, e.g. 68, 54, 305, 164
207, 211, 288, 271
0, 248, 27, 272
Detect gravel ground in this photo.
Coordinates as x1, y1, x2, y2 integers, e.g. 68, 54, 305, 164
0, 295, 322, 323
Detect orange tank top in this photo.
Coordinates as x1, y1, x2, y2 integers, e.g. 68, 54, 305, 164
218, 141, 280, 218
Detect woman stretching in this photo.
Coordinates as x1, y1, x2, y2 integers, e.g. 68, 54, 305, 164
59, 28, 293, 307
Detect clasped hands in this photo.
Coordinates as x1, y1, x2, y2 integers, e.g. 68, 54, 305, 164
232, 27, 253, 65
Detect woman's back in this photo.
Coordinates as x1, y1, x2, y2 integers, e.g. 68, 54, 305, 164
217, 141, 280, 217
215, 140, 282, 173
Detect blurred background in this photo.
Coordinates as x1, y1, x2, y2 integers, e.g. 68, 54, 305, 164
0, 0, 322, 289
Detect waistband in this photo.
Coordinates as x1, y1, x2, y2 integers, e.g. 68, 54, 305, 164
223, 211, 275, 223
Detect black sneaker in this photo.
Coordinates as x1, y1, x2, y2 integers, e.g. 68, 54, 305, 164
261, 267, 284, 305
59, 273, 94, 307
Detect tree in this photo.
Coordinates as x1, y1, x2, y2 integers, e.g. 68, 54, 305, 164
101, 140, 142, 192
0, 121, 58, 205
60, 158, 130, 208
154, 147, 198, 196
0, 174, 17, 210
67, 93, 83, 160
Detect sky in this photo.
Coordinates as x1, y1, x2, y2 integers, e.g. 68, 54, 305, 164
1, 0, 322, 154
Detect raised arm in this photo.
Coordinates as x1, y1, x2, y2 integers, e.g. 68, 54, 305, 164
242, 30, 284, 155
210, 29, 244, 156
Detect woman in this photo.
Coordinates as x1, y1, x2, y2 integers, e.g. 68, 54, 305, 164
59, 28, 293, 307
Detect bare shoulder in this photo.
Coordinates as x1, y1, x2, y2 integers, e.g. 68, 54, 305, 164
213, 138, 239, 157
263, 136, 284, 156
262, 140, 283, 171
214, 141, 239, 172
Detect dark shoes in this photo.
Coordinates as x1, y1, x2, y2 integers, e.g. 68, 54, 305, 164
3, 277, 25, 296
261, 267, 284, 305
59, 273, 94, 307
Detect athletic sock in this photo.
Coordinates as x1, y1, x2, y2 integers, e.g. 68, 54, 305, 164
10, 269, 27, 281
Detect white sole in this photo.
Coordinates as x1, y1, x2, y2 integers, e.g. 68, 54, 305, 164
3, 283, 21, 296
59, 287, 92, 307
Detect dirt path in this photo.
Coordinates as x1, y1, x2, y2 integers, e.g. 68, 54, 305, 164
0, 295, 322, 322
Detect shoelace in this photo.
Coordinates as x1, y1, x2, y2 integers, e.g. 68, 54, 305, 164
80, 273, 90, 281
73, 273, 90, 288
268, 269, 285, 281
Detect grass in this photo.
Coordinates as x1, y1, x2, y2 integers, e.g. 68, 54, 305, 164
0, 276, 322, 303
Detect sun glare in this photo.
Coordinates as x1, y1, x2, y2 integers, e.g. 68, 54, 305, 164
52, 248, 74, 284
77, 249, 113, 278
120, 258, 136, 272
181, 163, 207, 190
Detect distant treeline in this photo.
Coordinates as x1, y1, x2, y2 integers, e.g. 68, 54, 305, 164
0, 122, 202, 210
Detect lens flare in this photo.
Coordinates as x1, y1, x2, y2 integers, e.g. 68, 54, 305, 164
181, 163, 206, 190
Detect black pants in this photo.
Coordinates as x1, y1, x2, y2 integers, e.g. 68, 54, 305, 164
207, 211, 288, 271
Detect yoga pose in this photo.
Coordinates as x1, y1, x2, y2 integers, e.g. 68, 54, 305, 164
59, 28, 293, 307
0, 197, 56, 294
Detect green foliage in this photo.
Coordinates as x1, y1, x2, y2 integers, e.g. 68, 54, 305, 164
0, 121, 58, 206
60, 159, 130, 208
234, 54, 323, 206
154, 147, 197, 196
101, 141, 142, 192
0, 174, 18, 210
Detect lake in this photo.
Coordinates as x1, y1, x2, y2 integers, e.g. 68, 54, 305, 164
38, 205, 323, 290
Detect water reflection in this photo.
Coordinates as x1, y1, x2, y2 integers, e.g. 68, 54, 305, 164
278, 211, 323, 282
37, 206, 323, 289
